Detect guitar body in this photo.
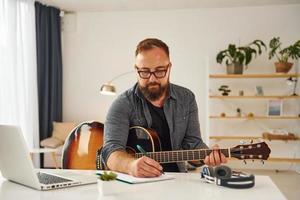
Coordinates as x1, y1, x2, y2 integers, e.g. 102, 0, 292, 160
62, 124, 161, 169
62, 121, 104, 169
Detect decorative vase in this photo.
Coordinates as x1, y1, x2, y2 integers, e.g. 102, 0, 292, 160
226, 63, 243, 74
274, 61, 293, 73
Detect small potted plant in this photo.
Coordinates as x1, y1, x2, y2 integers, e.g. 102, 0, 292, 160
216, 40, 266, 74
268, 37, 300, 73
97, 171, 124, 196
218, 85, 231, 96
98, 171, 117, 181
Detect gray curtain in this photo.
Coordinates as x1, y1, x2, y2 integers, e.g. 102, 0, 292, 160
35, 1, 62, 143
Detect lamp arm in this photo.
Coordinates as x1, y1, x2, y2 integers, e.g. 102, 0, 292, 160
107, 70, 135, 84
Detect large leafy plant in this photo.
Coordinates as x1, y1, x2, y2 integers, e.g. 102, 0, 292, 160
269, 37, 300, 63
216, 40, 266, 67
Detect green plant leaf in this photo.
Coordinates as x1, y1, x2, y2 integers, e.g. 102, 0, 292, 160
99, 171, 118, 181
216, 51, 226, 64
235, 51, 244, 65
288, 40, 300, 60
268, 37, 282, 60
253, 40, 267, 54
269, 37, 280, 49
228, 44, 236, 58
244, 48, 252, 66
225, 59, 230, 65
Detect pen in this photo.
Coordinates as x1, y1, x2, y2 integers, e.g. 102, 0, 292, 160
136, 145, 164, 175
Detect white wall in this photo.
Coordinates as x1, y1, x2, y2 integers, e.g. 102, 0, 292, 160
62, 4, 300, 170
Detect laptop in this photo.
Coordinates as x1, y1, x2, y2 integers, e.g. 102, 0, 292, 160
0, 125, 97, 190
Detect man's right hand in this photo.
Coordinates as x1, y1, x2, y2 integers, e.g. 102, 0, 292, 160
128, 156, 163, 177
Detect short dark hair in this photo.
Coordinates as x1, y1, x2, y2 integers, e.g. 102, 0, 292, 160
135, 38, 169, 57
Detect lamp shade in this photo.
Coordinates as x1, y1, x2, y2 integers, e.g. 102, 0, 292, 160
100, 83, 116, 95
99, 70, 135, 96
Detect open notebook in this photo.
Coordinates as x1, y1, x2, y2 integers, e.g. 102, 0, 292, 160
96, 170, 175, 184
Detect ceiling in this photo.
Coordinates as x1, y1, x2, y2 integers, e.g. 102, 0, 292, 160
38, 0, 300, 12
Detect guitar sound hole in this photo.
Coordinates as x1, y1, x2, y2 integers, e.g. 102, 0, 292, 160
128, 129, 153, 152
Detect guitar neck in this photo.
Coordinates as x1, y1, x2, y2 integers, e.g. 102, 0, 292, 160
134, 149, 230, 163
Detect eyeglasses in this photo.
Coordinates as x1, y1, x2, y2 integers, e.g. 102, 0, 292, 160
135, 64, 170, 79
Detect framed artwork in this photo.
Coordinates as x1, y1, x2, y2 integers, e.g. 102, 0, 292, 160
267, 100, 283, 116
255, 86, 264, 96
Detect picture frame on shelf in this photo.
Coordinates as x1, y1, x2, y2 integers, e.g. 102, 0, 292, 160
267, 100, 283, 116
255, 86, 264, 96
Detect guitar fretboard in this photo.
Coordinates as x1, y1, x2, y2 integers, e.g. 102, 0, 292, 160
134, 149, 230, 163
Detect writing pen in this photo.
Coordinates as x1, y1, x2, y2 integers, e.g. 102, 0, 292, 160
136, 145, 165, 175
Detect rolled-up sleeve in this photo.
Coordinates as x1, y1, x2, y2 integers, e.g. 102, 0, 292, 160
101, 94, 132, 165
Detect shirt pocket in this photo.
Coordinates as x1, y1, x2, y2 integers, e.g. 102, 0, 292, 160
130, 117, 148, 128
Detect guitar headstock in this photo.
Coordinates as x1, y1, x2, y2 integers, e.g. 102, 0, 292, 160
230, 142, 271, 161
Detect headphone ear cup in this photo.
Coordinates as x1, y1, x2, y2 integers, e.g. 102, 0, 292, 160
203, 166, 215, 177
214, 165, 232, 179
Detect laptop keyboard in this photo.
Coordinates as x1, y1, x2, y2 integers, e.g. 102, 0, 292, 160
37, 172, 73, 185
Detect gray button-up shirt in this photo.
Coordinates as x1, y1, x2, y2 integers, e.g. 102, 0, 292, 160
101, 83, 208, 172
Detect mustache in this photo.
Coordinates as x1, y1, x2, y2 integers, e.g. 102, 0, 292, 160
147, 82, 160, 87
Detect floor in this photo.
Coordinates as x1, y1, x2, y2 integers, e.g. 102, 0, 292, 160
192, 168, 300, 200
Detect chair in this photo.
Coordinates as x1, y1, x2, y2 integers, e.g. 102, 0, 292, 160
40, 121, 77, 168
61, 121, 104, 169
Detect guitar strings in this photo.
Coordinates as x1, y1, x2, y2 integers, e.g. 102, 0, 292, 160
134, 145, 264, 155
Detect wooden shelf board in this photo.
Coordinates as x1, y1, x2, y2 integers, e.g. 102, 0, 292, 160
209, 73, 300, 78
210, 136, 261, 140
209, 95, 300, 99
229, 157, 300, 163
209, 136, 300, 141
210, 116, 300, 119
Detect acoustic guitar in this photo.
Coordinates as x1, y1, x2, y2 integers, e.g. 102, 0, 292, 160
62, 121, 271, 169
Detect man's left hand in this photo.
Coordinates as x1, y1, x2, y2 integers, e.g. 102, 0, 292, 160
204, 144, 227, 166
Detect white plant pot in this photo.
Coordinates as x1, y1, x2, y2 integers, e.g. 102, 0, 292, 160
97, 179, 130, 196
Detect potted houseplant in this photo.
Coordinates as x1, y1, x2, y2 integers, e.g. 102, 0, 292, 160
97, 171, 122, 196
268, 37, 300, 73
216, 40, 266, 74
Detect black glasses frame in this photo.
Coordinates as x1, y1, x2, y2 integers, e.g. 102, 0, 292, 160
136, 63, 170, 79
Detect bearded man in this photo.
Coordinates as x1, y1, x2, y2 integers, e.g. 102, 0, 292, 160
101, 38, 226, 177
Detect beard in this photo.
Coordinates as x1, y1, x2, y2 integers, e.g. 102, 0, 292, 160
139, 81, 169, 101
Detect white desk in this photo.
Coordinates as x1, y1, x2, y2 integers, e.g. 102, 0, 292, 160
0, 170, 286, 200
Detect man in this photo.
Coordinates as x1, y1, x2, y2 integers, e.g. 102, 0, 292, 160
101, 38, 227, 177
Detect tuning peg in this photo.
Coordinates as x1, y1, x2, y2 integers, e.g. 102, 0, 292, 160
261, 160, 264, 165
250, 139, 253, 144
252, 159, 254, 162
243, 160, 247, 165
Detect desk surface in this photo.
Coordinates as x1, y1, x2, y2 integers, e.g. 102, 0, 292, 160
0, 169, 286, 200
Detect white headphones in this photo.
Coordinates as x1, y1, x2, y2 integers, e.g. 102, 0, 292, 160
201, 165, 255, 189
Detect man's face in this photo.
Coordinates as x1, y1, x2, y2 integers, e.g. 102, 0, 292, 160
135, 47, 171, 101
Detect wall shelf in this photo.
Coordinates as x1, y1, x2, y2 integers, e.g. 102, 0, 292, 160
210, 136, 261, 140
209, 73, 300, 79
209, 135, 300, 141
210, 116, 300, 120
229, 157, 300, 163
210, 95, 300, 99
209, 68, 300, 167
